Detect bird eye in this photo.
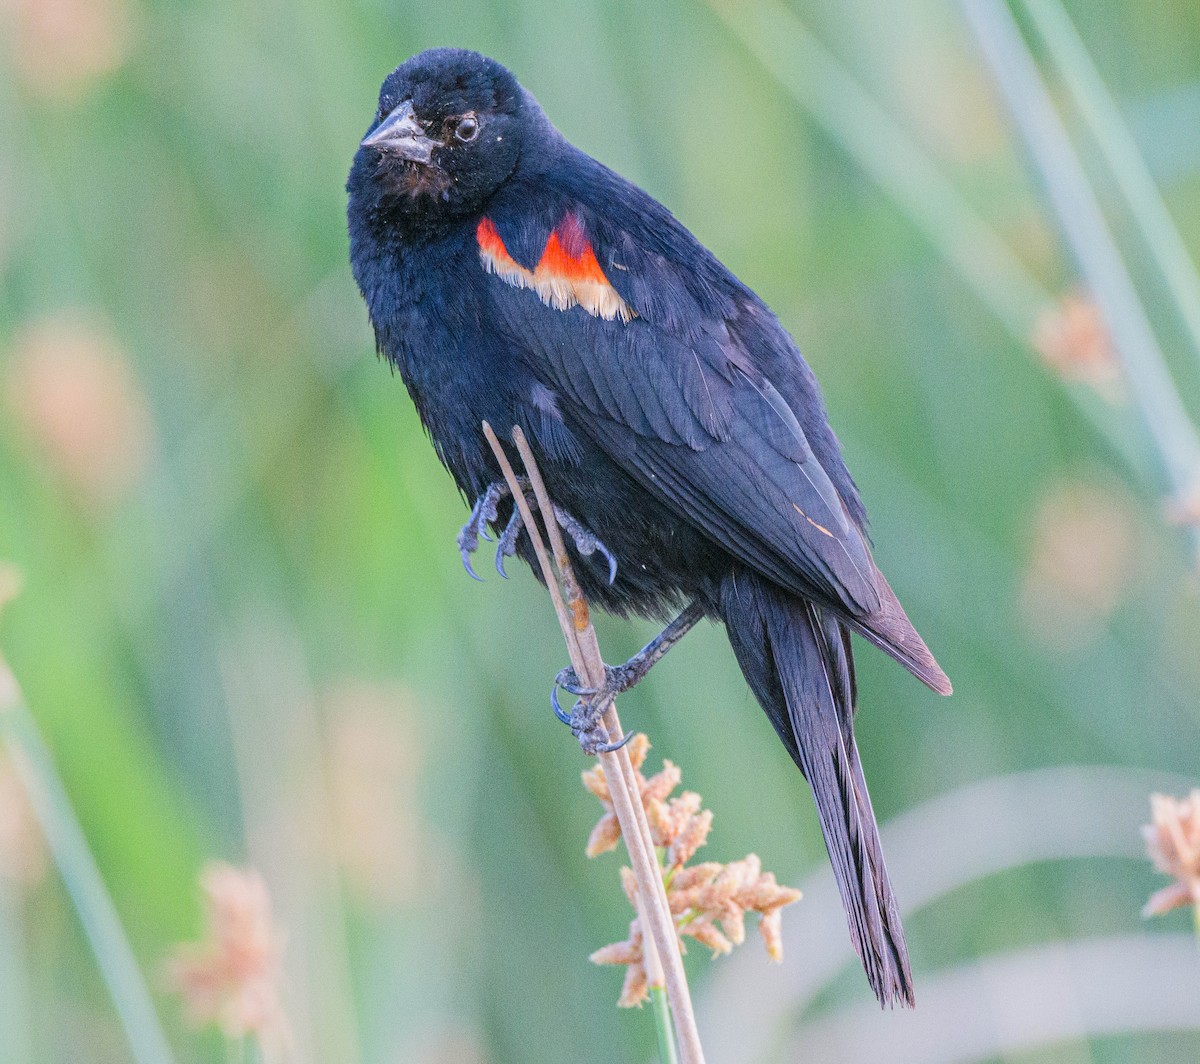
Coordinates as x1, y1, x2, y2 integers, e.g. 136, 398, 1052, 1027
453, 115, 479, 143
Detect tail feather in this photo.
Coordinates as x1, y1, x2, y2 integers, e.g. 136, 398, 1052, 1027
721, 570, 915, 1007
850, 570, 952, 696
844, 731, 910, 989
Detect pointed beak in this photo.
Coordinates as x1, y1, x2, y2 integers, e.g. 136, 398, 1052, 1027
361, 100, 439, 163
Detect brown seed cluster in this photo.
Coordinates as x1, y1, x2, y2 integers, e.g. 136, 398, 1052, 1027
4, 315, 154, 508
0, 0, 132, 102
166, 863, 293, 1058
1018, 479, 1138, 652
1031, 292, 1121, 395
324, 682, 428, 906
1142, 791, 1200, 918
584, 735, 801, 1007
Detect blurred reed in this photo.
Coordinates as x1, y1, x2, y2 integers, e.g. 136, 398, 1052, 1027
701, 0, 1147, 477
4, 1, 1200, 1061
705, 0, 1043, 336
1017, 0, 1200, 376
702, 765, 1199, 1062
0, 582, 177, 1064
784, 932, 1200, 1064
959, 0, 1200, 564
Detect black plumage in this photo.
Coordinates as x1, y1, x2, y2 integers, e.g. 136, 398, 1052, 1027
347, 48, 950, 1007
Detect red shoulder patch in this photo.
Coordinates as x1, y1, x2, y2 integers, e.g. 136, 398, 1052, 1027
535, 227, 610, 288
476, 212, 634, 323
475, 217, 513, 265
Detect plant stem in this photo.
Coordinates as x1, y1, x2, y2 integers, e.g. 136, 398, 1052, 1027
628, 864, 678, 1064
651, 985, 681, 1064
510, 425, 703, 1060
1018, 0, 1200, 375
633, 866, 678, 1064
959, 0, 1200, 565
0, 659, 178, 1064
481, 423, 706, 1064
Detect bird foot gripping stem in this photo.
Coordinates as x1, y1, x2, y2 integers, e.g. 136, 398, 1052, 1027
457, 478, 618, 583
550, 603, 705, 755
552, 663, 637, 755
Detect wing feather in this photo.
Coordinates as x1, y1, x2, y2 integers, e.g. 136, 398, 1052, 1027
481, 183, 882, 616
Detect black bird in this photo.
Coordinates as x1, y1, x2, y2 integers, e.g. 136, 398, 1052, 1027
347, 48, 950, 1007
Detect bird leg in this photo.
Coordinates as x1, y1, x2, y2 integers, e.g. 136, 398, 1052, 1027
553, 602, 705, 754
459, 478, 618, 583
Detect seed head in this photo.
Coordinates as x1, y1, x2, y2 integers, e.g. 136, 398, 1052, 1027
1031, 293, 1121, 395
585, 735, 802, 1006
1142, 791, 1200, 917
166, 863, 293, 1057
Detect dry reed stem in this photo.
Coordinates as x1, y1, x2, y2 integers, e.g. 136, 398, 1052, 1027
482, 423, 705, 1064
510, 429, 677, 1023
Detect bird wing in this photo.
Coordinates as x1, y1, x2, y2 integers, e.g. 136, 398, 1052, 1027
477, 181, 882, 618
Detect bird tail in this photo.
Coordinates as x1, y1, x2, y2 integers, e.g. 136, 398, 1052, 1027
720, 570, 914, 1007
851, 570, 952, 697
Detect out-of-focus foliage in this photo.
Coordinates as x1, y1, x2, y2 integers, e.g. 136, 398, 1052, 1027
1, 0, 1199, 1061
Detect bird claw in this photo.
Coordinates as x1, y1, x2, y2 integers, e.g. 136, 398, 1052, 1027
460, 551, 483, 582
461, 481, 618, 586
458, 522, 485, 581
551, 682, 572, 726
550, 663, 636, 754
458, 480, 511, 580
551, 506, 618, 584
554, 665, 598, 698
581, 727, 635, 756
551, 669, 594, 726
494, 504, 526, 579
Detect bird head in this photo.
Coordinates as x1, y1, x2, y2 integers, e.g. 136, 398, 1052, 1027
349, 49, 528, 223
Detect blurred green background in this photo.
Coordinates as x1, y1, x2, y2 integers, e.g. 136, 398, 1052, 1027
2, 0, 1200, 1061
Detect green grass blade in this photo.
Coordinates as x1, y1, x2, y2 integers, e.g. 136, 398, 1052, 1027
651, 984, 681, 1064
0, 666, 178, 1064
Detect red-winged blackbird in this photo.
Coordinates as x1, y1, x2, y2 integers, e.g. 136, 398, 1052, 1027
347, 48, 950, 1007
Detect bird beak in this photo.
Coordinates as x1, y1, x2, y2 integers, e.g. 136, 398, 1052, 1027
361, 100, 439, 163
